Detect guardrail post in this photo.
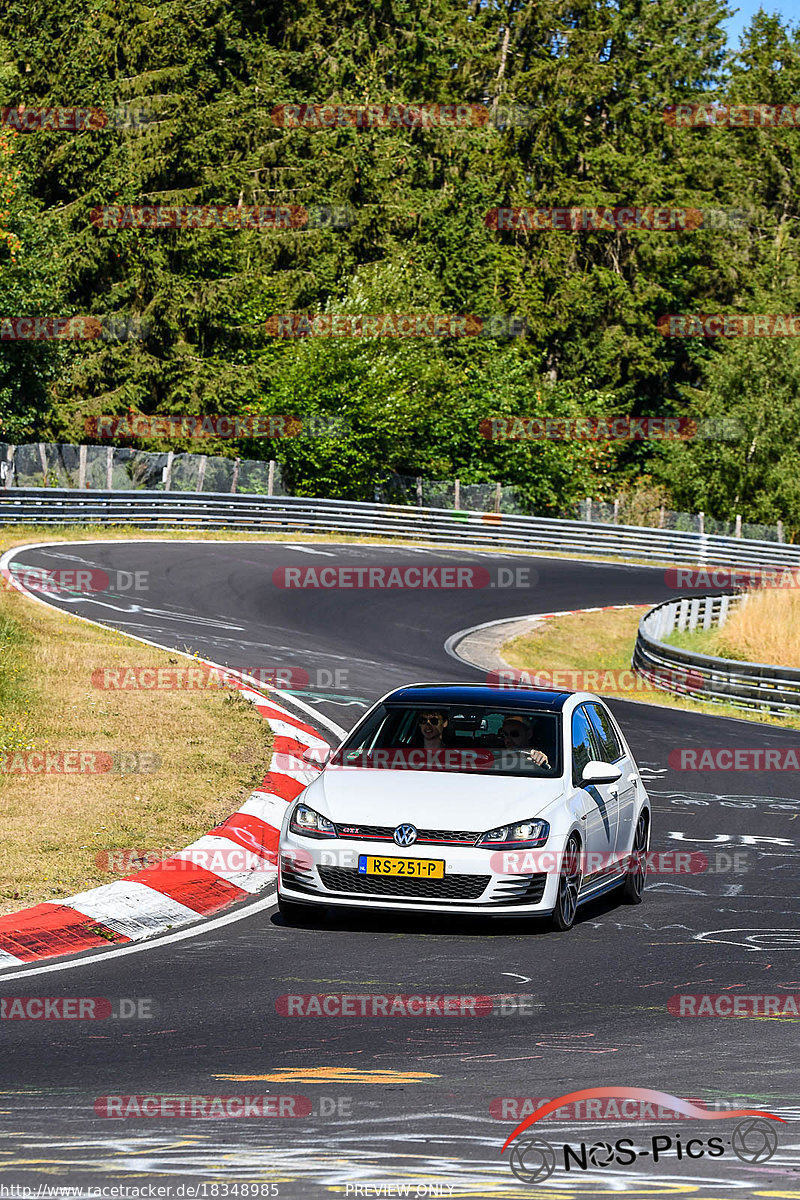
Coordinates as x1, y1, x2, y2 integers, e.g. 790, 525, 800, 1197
778, 520, 784, 543
689, 598, 700, 630
698, 510, 704, 536
106, 445, 113, 489
677, 598, 689, 631
735, 514, 742, 538
454, 478, 460, 510
636, 592, 800, 716
416, 476, 422, 507
659, 505, 665, 528
197, 455, 207, 492
494, 482, 501, 513
268, 459, 275, 497
78, 444, 87, 489
38, 442, 48, 486
232, 457, 240, 494
162, 450, 174, 491
3, 445, 15, 488
586, 497, 592, 522
613, 498, 619, 523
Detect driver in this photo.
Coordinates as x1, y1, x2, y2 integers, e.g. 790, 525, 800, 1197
500, 714, 551, 768
417, 710, 448, 750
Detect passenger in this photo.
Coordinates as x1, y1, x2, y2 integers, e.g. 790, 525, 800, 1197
500, 715, 551, 768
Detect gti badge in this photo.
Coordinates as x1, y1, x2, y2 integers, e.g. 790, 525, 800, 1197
393, 823, 418, 847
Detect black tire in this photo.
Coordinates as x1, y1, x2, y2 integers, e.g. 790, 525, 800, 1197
277, 894, 317, 924
550, 834, 582, 931
621, 812, 649, 904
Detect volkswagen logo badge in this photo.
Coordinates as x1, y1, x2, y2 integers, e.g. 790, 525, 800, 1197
393, 823, 418, 847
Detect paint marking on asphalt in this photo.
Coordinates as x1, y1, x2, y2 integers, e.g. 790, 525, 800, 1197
213, 1068, 440, 1083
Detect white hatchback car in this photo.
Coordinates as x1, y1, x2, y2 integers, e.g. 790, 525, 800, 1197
278, 683, 651, 930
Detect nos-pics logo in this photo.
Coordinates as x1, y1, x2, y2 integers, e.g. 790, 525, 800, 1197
502, 1087, 783, 1184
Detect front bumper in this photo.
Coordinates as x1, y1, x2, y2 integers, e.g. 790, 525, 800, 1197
277, 833, 562, 916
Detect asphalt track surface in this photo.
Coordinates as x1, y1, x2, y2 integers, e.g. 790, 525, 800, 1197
2, 539, 799, 1197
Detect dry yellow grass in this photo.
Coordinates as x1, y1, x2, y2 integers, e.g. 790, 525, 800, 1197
716, 588, 800, 668
501, 606, 800, 729
0, 581, 272, 915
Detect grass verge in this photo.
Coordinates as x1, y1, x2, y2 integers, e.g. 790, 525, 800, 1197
665, 589, 800, 668
501, 607, 800, 730
0, 581, 273, 916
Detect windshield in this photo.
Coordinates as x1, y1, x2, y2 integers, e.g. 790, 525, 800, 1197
331, 703, 562, 778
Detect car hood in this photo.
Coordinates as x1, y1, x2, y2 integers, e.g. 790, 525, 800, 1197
299, 766, 566, 829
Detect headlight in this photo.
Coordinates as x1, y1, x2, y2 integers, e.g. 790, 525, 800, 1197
289, 802, 337, 839
477, 818, 549, 848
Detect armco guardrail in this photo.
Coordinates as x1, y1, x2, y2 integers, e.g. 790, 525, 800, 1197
2, 487, 800, 571
633, 593, 800, 714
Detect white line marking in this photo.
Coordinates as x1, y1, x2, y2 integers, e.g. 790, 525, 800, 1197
0, 542, 346, 740
0, 540, 347, 978
0, 889, 282, 980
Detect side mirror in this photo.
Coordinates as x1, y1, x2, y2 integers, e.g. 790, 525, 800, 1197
581, 760, 622, 785
302, 746, 332, 769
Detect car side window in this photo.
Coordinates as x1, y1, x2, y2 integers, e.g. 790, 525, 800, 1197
586, 703, 624, 764
572, 705, 600, 786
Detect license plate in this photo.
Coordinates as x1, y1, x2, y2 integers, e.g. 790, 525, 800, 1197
358, 855, 445, 878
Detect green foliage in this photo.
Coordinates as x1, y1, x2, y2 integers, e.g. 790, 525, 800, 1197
2, 0, 800, 526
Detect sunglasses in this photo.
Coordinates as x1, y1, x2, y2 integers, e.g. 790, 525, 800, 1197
419, 715, 443, 725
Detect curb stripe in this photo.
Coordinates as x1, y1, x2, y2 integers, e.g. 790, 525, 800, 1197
62, 880, 202, 940
0, 672, 328, 965
207, 812, 282, 857
130, 860, 249, 913
0, 903, 131, 961
172, 836, 274, 895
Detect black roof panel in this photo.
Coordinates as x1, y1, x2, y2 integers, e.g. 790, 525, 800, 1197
385, 683, 572, 711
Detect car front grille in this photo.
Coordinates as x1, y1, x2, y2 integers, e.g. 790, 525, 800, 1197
318, 867, 490, 901
333, 824, 481, 846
